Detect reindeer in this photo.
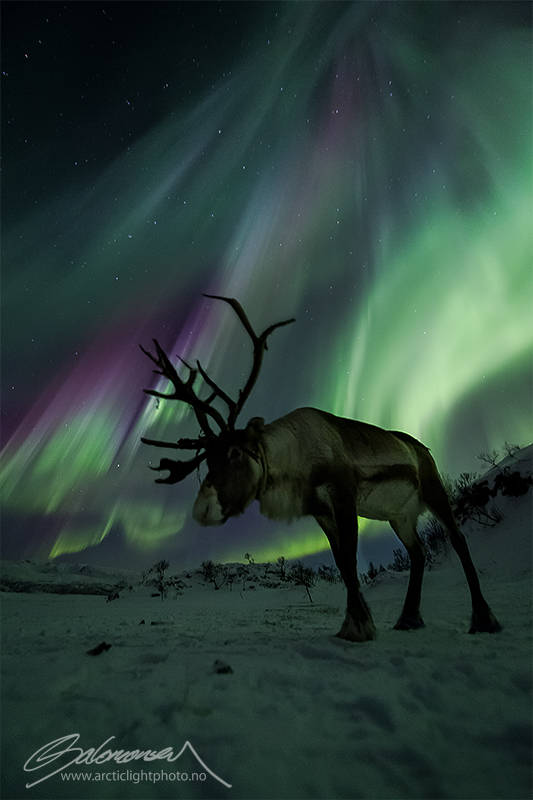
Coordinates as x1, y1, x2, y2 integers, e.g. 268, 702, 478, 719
141, 295, 501, 642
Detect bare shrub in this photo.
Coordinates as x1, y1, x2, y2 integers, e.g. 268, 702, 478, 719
388, 547, 410, 573
288, 561, 316, 603
317, 564, 341, 583
143, 560, 185, 599
200, 560, 229, 590
276, 556, 287, 581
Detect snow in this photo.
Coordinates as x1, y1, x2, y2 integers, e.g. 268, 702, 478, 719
1, 448, 531, 799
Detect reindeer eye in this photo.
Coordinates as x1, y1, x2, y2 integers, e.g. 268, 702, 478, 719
228, 446, 242, 462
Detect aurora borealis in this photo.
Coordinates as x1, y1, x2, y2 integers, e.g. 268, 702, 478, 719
2, 1, 532, 568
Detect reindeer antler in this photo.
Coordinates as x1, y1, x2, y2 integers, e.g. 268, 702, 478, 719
139, 337, 224, 484
140, 295, 295, 483
139, 338, 227, 436
202, 294, 295, 429
148, 453, 206, 484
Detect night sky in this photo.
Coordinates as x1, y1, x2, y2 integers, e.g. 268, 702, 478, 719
2, 1, 532, 569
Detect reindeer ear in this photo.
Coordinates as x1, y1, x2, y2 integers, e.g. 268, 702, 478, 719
246, 417, 265, 438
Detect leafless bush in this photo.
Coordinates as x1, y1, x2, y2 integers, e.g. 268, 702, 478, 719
452, 473, 503, 527
276, 556, 287, 581
317, 564, 341, 583
420, 519, 448, 569
477, 449, 500, 468
143, 560, 185, 599
363, 561, 386, 583
200, 560, 229, 590
388, 547, 410, 573
503, 441, 521, 458
288, 561, 316, 603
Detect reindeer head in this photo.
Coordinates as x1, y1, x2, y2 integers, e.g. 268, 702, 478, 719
140, 295, 294, 526
192, 416, 265, 525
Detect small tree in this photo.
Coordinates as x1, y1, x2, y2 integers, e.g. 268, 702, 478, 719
276, 556, 287, 581
421, 519, 448, 566
144, 559, 169, 598
317, 564, 341, 583
477, 449, 500, 468
493, 469, 532, 497
200, 560, 214, 582
200, 560, 228, 590
452, 473, 502, 527
503, 441, 521, 459
288, 561, 316, 603
236, 563, 250, 591
143, 560, 185, 599
226, 570, 236, 592
388, 547, 410, 573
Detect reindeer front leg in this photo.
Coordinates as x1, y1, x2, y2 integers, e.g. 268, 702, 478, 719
315, 491, 376, 642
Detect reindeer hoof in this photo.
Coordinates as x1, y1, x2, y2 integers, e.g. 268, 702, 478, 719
394, 613, 425, 631
469, 606, 502, 634
335, 611, 376, 642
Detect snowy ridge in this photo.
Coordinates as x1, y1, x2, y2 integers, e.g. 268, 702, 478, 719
0, 560, 140, 595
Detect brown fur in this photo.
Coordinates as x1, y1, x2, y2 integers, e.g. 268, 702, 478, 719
193, 406, 501, 640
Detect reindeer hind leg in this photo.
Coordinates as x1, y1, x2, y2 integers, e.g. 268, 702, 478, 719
421, 464, 501, 633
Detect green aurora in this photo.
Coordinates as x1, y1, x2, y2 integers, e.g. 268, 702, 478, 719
2, 2, 531, 567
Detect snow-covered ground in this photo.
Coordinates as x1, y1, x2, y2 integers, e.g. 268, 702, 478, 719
1, 448, 531, 800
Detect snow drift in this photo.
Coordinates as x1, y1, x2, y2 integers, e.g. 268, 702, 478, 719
1, 447, 531, 799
